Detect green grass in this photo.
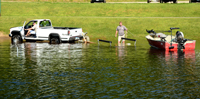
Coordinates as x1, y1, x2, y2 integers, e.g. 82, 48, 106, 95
2, 2, 200, 17
1, 16, 200, 39
0, 2, 200, 42
0, 0, 157, 2
2, 0, 189, 2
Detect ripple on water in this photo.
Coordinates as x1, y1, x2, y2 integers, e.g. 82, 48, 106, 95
0, 42, 200, 98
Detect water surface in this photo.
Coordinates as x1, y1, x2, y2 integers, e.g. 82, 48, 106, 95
0, 38, 200, 98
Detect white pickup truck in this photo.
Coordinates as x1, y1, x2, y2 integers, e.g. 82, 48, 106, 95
9, 19, 84, 44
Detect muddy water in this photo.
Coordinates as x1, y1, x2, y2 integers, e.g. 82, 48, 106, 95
0, 38, 200, 98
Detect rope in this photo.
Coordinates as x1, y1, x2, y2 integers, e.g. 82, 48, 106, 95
127, 31, 134, 37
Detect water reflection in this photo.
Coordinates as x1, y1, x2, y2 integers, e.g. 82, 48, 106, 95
148, 48, 199, 98
7, 42, 85, 98
10, 43, 84, 66
149, 48, 195, 64
0, 41, 200, 98
116, 43, 136, 59
10, 44, 26, 64
116, 43, 126, 59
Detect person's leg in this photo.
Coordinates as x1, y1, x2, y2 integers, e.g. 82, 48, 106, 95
27, 31, 31, 36
30, 30, 35, 35
26, 30, 30, 36
122, 35, 125, 43
25, 31, 28, 36
118, 36, 121, 43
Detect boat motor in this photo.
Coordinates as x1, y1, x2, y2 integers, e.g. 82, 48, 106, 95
176, 31, 187, 49
169, 27, 179, 49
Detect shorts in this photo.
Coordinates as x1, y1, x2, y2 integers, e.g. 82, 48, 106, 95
118, 35, 125, 42
30, 30, 36, 34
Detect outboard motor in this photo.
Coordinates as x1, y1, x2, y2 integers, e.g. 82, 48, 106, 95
176, 31, 187, 49
176, 31, 184, 42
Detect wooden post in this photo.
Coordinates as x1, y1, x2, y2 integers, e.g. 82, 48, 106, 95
98, 39, 112, 46
121, 38, 137, 46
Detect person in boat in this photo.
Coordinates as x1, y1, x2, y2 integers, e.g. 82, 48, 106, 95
115, 21, 128, 44
25, 22, 37, 37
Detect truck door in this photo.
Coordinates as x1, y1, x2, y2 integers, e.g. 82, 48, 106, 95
21, 21, 26, 38
37, 20, 52, 40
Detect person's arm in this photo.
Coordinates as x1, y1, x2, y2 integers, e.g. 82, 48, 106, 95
124, 26, 128, 32
25, 28, 31, 30
115, 27, 119, 37
25, 26, 33, 30
115, 30, 118, 37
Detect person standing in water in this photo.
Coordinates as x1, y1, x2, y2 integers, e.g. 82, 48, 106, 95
115, 21, 128, 44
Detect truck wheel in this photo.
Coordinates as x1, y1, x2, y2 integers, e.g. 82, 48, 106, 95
11, 34, 22, 44
147, 0, 150, 3
50, 37, 60, 44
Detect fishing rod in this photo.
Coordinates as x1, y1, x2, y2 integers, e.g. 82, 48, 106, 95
126, 31, 134, 37
123, 30, 137, 46
153, 30, 171, 33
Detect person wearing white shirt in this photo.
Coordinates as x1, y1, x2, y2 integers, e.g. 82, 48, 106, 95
25, 22, 37, 37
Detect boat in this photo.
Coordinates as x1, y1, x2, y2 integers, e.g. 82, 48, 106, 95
146, 27, 196, 51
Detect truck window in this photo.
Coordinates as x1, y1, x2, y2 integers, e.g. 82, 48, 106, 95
25, 21, 37, 29
39, 20, 52, 27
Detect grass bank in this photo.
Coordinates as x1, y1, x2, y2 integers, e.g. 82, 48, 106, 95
0, 0, 158, 2
2, 0, 189, 2
0, 2, 199, 42
1, 16, 199, 39
2, 2, 200, 17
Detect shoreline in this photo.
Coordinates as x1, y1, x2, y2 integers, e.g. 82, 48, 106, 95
0, 33, 10, 40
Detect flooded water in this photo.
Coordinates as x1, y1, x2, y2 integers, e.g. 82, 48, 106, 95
0, 38, 200, 98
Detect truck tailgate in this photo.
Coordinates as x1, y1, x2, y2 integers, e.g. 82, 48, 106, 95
70, 28, 82, 36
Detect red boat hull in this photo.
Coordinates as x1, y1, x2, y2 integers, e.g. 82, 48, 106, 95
146, 38, 196, 51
